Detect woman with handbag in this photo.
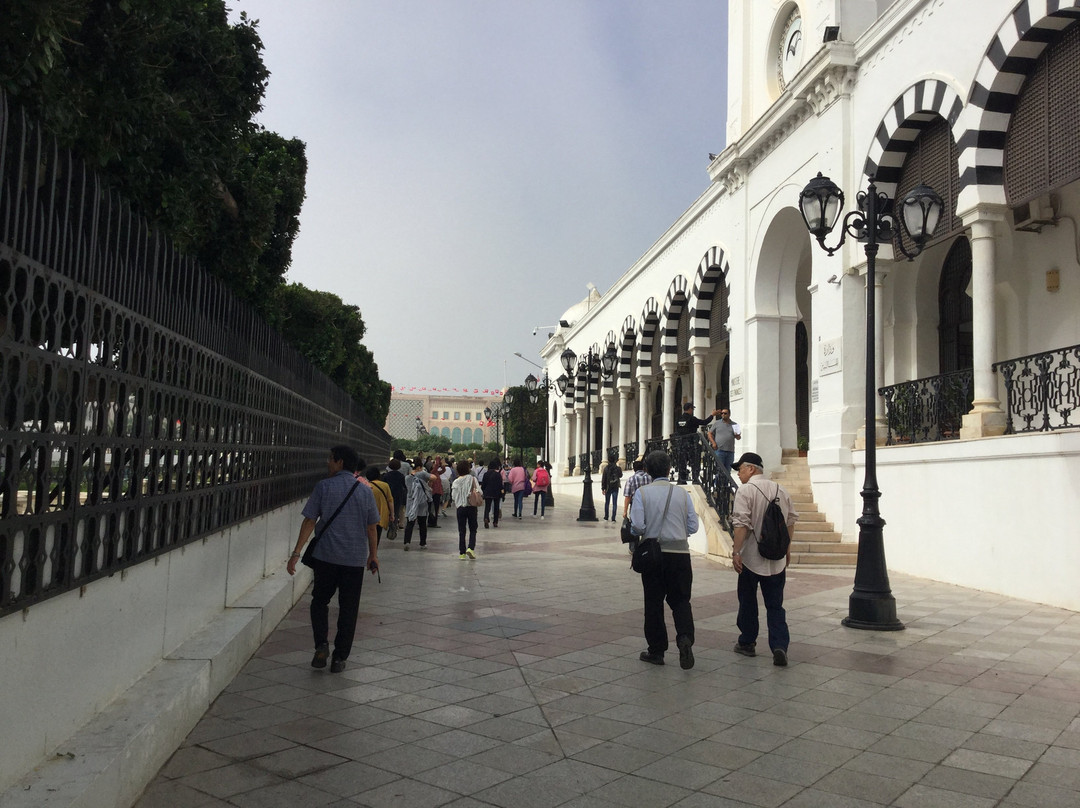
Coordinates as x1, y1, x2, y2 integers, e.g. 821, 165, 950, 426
507, 457, 528, 519
403, 462, 432, 550
451, 460, 483, 559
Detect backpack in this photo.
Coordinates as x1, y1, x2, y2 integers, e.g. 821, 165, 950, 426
752, 482, 791, 560
534, 467, 549, 487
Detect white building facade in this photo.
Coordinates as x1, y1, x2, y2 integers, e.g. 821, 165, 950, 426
542, 0, 1080, 610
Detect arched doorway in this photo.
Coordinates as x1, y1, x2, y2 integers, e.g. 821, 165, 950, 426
938, 238, 973, 374
795, 321, 809, 447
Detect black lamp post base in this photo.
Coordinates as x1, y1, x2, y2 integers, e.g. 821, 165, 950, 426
842, 592, 905, 631
577, 478, 598, 522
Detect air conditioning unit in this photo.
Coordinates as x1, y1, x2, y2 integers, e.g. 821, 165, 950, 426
1012, 194, 1057, 233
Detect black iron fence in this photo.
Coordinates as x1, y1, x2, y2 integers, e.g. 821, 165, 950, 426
0, 92, 389, 618
994, 344, 1080, 434
879, 369, 973, 445
640, 433, 736, 534
623, 441, 638, 463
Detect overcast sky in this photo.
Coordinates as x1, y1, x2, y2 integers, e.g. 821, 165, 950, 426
229, 1, 728, 395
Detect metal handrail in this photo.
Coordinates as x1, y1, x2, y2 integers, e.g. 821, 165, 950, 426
880, 369, 972, 445
994, 343, 1080, 434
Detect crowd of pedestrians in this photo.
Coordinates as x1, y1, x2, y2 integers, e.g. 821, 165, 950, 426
287, 415, 798, 677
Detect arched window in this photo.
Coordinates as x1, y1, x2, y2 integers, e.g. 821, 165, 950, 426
1005, 21, 1080, 204
938, 237, 973, 374
452, 427, 462, 444
463, 427, 473, 444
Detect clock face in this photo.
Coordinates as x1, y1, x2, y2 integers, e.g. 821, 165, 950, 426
778, 10, 803, 91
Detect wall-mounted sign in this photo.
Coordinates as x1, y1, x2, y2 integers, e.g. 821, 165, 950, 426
819, 338, 842, 376
730, 374, 743, 400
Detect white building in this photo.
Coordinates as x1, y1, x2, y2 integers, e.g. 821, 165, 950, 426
385, 391, 505, 445
542, 0, 1080, 610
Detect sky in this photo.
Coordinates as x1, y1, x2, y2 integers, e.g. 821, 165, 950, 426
228, 1, 728, 396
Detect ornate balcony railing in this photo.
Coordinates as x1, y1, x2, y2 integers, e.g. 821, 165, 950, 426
591, 448, 603, 470
567, 454, 576, 473
880, 369, 973, 445
638, 433, 735, 534
578, 452, 589, 474
0, 91, 389, 618
994, 344, 1080, 434
606, 446, 619, 464
623, 441, 639, 463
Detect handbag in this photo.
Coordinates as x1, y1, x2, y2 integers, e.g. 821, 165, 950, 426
301, 479, 361, 568
630, 484, 675, 574
620, 516, 635, 544
467, 479, 484, 507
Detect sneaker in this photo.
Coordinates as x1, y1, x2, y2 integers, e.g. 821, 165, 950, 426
465, 548, 476, 559
459, 553, 467, 560
311, 642, 329, 669
404, 544, 410, 551
420, 544, 427, 550
639, 650, 665, 666
330, 657, 346, 673
484, 519, 490, 528
773, 648, 788, 667
677, 635, 695, 670
734, 642, 756, 657
540, 515, 544, 520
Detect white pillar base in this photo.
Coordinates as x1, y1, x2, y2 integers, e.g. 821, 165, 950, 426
960, 404, 1007, 439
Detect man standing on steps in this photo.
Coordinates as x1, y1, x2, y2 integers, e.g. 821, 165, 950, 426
707, 407, 741, 482
730, 451, 799, 667
673, 402, 721, 483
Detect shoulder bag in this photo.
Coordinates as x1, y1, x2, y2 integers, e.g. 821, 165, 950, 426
301, 479, 361, 568
631, 483, 675, 574
467, 478, 484, 507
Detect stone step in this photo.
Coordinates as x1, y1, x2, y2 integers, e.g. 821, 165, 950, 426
790, 538, 852, 551
793, 521, 836, 533
791, 552, 856, 566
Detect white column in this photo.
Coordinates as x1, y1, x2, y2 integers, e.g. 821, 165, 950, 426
574, 406, 585, 473
692, 350, 707, 415
617, 386, 630, 467
637, 374, 653, 450
874, 270, 889, 434
661, 360, 678, 438
563, 411, 575, 476
961, 207, 1007, 438
601, 393, 613, 468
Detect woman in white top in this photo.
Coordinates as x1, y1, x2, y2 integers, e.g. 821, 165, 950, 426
450, 460, 482, 559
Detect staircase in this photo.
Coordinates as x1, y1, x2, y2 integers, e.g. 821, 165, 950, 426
770, 450, 856, 567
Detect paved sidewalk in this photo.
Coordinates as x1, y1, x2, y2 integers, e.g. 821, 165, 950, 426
136, 505, 1080, 808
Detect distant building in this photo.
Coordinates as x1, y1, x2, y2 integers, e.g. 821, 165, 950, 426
385, 392, 505, 445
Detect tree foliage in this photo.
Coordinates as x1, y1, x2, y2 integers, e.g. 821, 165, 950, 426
502, 386, 546, 452
1, 0, 390, 424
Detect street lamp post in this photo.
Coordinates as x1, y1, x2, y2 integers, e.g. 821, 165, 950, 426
560, 344, 618, 522
800, 172, 943, 631
484, 403, 509, 458
526, 371, 557, 507
503, 390, 525, 462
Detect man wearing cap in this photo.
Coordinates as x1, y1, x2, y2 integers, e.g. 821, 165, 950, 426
673, 402, 721, 483
730, 451, 799, 666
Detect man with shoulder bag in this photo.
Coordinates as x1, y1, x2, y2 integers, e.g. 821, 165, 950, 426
287, 446, 380, 674
730, 451, 799, 666
629, 450, 700, 669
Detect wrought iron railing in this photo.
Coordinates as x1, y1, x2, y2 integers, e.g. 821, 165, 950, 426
568, 454, 576, 473
578, 453, 589, 474
0, 91, 389, 618
880, 369, 973, 445
639, 434, 735, 533
606, 446, 619, 464
994, 344, 1080, 434
623, 441, 638, 463
591, 448, 602, 470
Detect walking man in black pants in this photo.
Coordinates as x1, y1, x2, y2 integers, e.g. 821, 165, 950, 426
287, 446, 380, 673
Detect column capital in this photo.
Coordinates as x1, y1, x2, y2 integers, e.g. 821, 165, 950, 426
959, 202, 1008, 228
660, 357, 679, 374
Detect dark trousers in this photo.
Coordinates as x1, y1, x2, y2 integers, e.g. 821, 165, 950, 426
737, 567, 789, 651
427, 500, 439, 526
456, 506, 478, 553
310, 558, 365, 661
603, 489, 619, 520
641, 551, 694, 655
404, 518, 427, 545
484, 497, 500, 525
532, 491, 546, 516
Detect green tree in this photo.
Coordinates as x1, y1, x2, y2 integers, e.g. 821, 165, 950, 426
502, 386, 545, 453
1, 0, 390, 423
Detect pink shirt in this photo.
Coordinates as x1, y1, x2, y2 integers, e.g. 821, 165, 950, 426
508, 466, 528, 493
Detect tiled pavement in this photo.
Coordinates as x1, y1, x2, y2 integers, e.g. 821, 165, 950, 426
136, 505, 1080, 808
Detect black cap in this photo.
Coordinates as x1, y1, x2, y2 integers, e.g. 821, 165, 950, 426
731, 452, 763, 471
682, 402, 693, 410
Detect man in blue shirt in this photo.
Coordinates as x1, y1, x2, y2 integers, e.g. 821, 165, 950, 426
287, 446, 380, 673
